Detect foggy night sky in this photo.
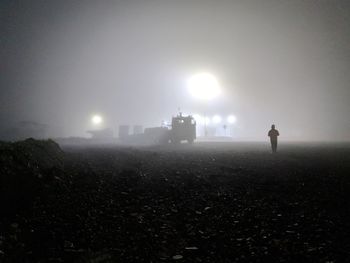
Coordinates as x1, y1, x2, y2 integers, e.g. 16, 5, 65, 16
1, 0, 350, 140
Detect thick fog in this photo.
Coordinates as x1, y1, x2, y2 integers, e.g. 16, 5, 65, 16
1, 0, 350, 140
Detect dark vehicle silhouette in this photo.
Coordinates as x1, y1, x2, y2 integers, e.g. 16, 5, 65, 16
170, 113, 196, 144
120, 113, 196, 145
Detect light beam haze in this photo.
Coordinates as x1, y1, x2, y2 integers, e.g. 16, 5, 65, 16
1, 0, 350, 140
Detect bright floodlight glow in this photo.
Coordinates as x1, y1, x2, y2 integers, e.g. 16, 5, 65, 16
91, 115, 103, 125
188, 73, 221, 101
212, 115, 222, 124
227, 115, 237, 124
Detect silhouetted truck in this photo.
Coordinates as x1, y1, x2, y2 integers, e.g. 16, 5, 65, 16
120, 113, 196, 145
169, 113, 196, 144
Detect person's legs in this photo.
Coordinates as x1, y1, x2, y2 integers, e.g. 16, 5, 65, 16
271, 140, 277, 153
270, 139, 274, 152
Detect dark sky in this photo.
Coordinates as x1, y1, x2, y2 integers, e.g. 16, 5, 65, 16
1, 0, 350, 140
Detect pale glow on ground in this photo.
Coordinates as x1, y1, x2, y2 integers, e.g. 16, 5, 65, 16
187, 73, 221, 101
227, 115, 237, 124
91, 114, 103, 125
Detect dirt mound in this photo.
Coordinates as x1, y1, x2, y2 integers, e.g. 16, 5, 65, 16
0, 138, 65, 215
1, 143, 350, 262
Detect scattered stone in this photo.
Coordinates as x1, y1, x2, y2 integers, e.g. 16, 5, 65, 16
172, 255, 183, 260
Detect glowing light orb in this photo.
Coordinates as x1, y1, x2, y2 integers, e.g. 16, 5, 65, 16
212, 115, 222, 124
227, 115, 237, 124
188, 73, 221, 101
91, 115, 103, 125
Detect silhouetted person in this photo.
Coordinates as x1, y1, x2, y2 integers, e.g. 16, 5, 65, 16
268, 124, 279, 153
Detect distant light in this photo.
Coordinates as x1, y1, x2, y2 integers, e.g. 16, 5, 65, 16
204, 117, 211, 125
187, 73, 221, 101
161, 120, 170, 127
212, 115, 222, 124
227, 115, 237, 124
91, 115, 103, 125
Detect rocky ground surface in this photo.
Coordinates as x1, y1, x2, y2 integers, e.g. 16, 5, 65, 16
1, 139, 350, 262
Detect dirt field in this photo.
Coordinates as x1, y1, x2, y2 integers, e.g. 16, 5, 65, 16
1, 141, 350, 262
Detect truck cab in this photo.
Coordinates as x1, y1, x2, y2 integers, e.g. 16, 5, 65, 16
170, 113, 196, 144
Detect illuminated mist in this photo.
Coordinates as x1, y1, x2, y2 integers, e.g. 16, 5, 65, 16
1, 0, 350, 140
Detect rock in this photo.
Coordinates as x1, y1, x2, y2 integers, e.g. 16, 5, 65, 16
172, 255, 183, 260
64, 240, 74, 248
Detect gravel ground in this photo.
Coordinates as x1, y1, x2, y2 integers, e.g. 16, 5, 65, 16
1, 140, 350, 262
